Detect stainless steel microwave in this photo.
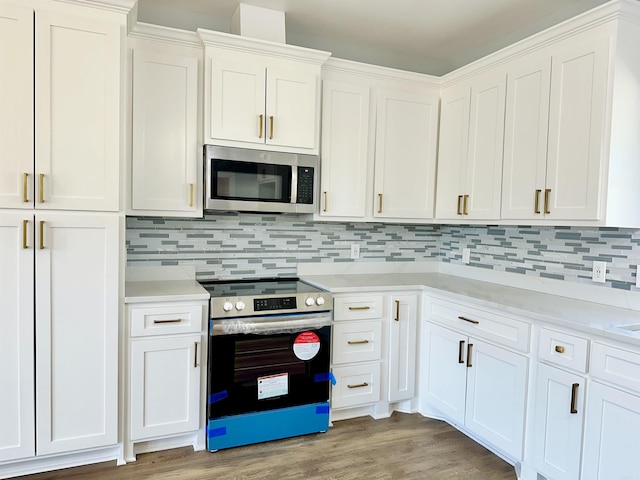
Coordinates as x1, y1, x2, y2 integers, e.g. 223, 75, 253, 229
204, 145, 318, 214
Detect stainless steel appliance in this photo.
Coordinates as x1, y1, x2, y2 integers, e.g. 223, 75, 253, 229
204, 145, 318, 213
200, 278, 333, 451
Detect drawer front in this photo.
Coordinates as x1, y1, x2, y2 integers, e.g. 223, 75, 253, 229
591, 343, 640, 394
130, 304, 204, 337
333, 295, 384, 322
428, 299, 530, 352
538, 328, 589, 373
332, 321, 382, 365
331, 362, 381, 409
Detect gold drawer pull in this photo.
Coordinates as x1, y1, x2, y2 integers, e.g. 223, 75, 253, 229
23, 173, 29, 202
544, 188, 551, 214
269, 115, 274, 139
258, 114, 263, 138
348, 306, 370, 311
189, 183, 194, 207
570, 383, 579, 414
394, 300, 400, 321
347, 382, 369, 389
153, 318, 182, 324
458, 340, 465, 364
194, 342, 199, 368
463, 194, 469, 215
555, 345, 565, 354
22, 220, 29, 249
534, 189, 542, 214
466, 343, 473, 368
39, 221, 45, 249
457, 195, 463, 215
347, 340, 370, 345
458, 315, 479, 325
38, 174, 44, 203
323, 191, 328, 212
378, 193, 383, 213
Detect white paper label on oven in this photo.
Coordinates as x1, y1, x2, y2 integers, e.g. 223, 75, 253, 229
258, 373, 288, 400
293, 331, 321, 361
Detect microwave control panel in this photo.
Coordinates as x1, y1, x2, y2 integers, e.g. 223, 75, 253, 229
297, 167, 314, 204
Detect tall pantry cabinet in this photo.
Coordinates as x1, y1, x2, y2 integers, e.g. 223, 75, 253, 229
0, 0, 126, 470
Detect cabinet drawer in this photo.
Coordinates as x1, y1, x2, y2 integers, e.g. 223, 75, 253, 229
591, 343, 640, 394
429, 299, 530, 352
332, 321, 382, 365
333, 295, 384, 322
331, 362, 381, 409
130, 304, 204, 337
538, 328, 589, 373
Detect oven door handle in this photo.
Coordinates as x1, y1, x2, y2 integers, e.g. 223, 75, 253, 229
211, 312, 332, 336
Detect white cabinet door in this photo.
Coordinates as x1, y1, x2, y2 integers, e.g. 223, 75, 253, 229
0, 212, 34, 462
501, 55, 551, 220
388, 294, 418, 402
35, 11, 120, 212
465, 71, 506, 220
533, 363, 584, 480
373, 89, 438, 219
435, 85, 470, 220
209, 58, 265, 144
0, 3, 34, 209
266, 68, 317, 149
582, 381, 640, 480
130, 335, 201, 441
421, 322, 467, 424
545, 33, 610, 221
131, 50, 200, 216
319, 80, 369, 218
35, 212, 119, 455
465, 338, 527, 460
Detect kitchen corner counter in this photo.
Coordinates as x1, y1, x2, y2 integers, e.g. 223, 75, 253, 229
301, 272, 640, 346
125, 279, 210, 304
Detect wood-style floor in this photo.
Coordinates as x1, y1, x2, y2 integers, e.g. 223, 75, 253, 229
22, 413, 516, 480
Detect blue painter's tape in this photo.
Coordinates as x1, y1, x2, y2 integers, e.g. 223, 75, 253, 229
208, 426, 227, 439
209, 390, 229, 405
330, 372, 336, 385
315, 405, 330, 415
314, 372, 337, 386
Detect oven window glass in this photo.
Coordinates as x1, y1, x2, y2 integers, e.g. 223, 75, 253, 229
208, 326, 331, 419
212, 160, 292, 203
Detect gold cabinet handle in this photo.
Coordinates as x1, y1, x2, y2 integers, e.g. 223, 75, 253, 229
153, 318, 182, 324
23, 173, 29, 202
258, 114, 263, 138
347, 382, 369, 389
23, 220, 29, 249
458, 340, 465, 364
347, 340, 370, 345
194, 342, 199, 368
457, 195, 463, 215
457, 315, 479, 325
463, 194, 469, 215
378, 193, 383, 213
39, 221, 44, 249
534, 189, 542, 214
38, 174, 44, 203
570, 383, 579, 414
555, 345, 565, 354
189, 183, 194, 207
269, 115, 274, 139
544, 188, 551, 214
394, 300, 400, 321
323, 192, 328, 212
466, 343, 473, 368
348, 306, 370, 311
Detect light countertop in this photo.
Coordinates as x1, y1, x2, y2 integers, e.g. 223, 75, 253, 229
125, 279, 210, 304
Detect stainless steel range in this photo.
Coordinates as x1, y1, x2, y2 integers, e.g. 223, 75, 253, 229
199, 277, 333, 451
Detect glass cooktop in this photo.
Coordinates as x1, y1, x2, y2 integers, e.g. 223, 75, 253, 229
199, 277, 324, 299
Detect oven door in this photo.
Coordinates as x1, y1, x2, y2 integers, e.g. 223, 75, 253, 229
208, 316, 331, 419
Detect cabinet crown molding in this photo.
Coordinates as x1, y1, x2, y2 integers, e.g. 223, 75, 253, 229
129, 22, 201, 48
53, 0, 136, 14
197, 28, 331, 65
323, 57, 440, 89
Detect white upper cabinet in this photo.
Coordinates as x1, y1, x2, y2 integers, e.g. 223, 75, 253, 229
374, 89, 439, 220
319, 80, 370, 218
200, 30, 330, 153
130, 43, 201, 217
0, 3, 33, 209
435, 70, 506, 221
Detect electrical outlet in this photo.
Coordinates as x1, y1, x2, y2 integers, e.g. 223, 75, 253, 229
636, 265, 640, 288
462, 248, 471, 264
592, 261, 607, 283
350, 244, 360, 259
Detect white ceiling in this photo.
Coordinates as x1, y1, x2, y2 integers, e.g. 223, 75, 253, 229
136, 0, 611, 75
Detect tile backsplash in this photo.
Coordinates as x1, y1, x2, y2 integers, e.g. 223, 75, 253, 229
127, 214, 640, 290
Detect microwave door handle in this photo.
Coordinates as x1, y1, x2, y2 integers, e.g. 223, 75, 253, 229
290, 166, 297, 204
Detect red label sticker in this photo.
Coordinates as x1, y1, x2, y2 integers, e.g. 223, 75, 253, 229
293, 332, 320, 360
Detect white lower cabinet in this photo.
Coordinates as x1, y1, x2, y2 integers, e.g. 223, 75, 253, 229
422, 318, 528, 460
387, 294, 418, 402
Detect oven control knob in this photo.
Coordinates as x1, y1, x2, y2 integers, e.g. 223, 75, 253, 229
305, 297, 315, 307
235, 301, 246, 311
316, 296, 326, 306
223, 301, 233, 312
